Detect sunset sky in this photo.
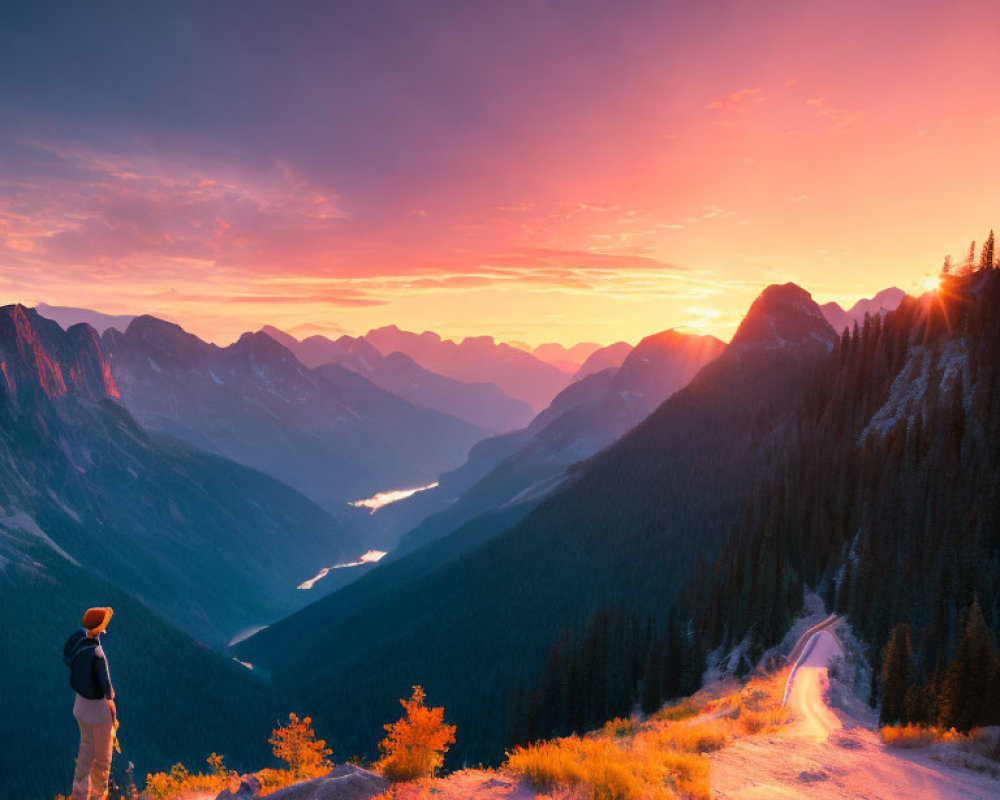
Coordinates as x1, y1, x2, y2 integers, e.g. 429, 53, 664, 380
2, 0, 999, 346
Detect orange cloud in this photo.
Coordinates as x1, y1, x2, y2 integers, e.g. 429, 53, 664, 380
805, 98, 863, 129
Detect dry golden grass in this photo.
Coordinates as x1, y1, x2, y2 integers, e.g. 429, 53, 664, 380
651, 721, 731, 754
506, 734, 707, 800
737, 705, 790, 735
254, 766, 326, 795
650, 700, 700, 723
142, 764, 225, 800
142, 763, 324, 799
691, 672, 790, 737
603, 716, 637, 737
657, 749, 711, 800
502, 668, 794, 800
880, 723, 971, 749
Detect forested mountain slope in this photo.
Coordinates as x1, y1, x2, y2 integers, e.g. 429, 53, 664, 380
236, 283, 835, 766
695, 258, 1000, 727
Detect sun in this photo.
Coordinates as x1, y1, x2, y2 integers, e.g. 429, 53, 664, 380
918, 275, 941, 293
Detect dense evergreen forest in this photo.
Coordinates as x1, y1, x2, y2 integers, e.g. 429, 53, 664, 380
507, 606, 707, 745
692, 237, 1000, 728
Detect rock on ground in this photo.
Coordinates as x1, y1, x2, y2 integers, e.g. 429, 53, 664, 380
264, 765, 390, 800
216, 775, 262, 800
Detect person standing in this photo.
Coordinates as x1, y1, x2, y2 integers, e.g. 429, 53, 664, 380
63, 607, 117, 800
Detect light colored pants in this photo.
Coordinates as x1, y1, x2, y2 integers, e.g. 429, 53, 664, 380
72, 696, 114, 800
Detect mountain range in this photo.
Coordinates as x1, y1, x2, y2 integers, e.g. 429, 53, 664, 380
0, 305, 362, 646
364, 325, 573, 411
820, 287, 905, 333
34, 302, 137, 335
528, 341, 604, 372
259, 325, 534, 433
385, 328, 726, 561
102, 316, 485, 537
12, 272, 985, 800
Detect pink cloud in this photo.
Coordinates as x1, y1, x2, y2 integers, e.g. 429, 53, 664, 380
709, 88, 764, 111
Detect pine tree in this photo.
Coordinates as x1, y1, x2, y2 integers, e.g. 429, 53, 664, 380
939, 600, 1000, 731
981, 230, 995, 272
641, 638, 664, 715
881, 624, 912, 724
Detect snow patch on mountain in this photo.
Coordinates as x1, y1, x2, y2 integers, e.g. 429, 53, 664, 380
229, 625, 268, 647
500, 472, 568, 508
0, 509, 80, 565
46, 489, 82, 523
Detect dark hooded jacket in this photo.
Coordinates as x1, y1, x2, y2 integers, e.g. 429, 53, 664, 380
63, 629, 114, 700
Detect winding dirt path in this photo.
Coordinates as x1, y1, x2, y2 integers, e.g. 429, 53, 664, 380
710, 620, 1000, 799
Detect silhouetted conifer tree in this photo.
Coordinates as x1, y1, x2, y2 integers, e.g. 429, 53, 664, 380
939, 599, 1000, 730
881, 624, 912, 724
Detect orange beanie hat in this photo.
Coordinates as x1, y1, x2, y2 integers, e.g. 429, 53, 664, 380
82, 607, 113, 636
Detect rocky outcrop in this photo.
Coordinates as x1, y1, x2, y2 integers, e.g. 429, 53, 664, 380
263, 766, 390, 800
0, 304, 119, 404
216, 774, 263, 800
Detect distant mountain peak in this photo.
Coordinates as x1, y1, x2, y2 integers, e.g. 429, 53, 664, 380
634, 328, 708, 349
820, 286, 905, 333
259, 325, 301, 350
462, 334, 497, 346
35, 302, 136, 335
730, 283, 837, 352
125, 314, 196, 344
230, 330, 299, 365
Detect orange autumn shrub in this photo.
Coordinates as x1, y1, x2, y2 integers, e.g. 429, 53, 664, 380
269, 713, 332, 780
376, 686, 456, 782
880, 723, 971, 748
143, 756, 233, 800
